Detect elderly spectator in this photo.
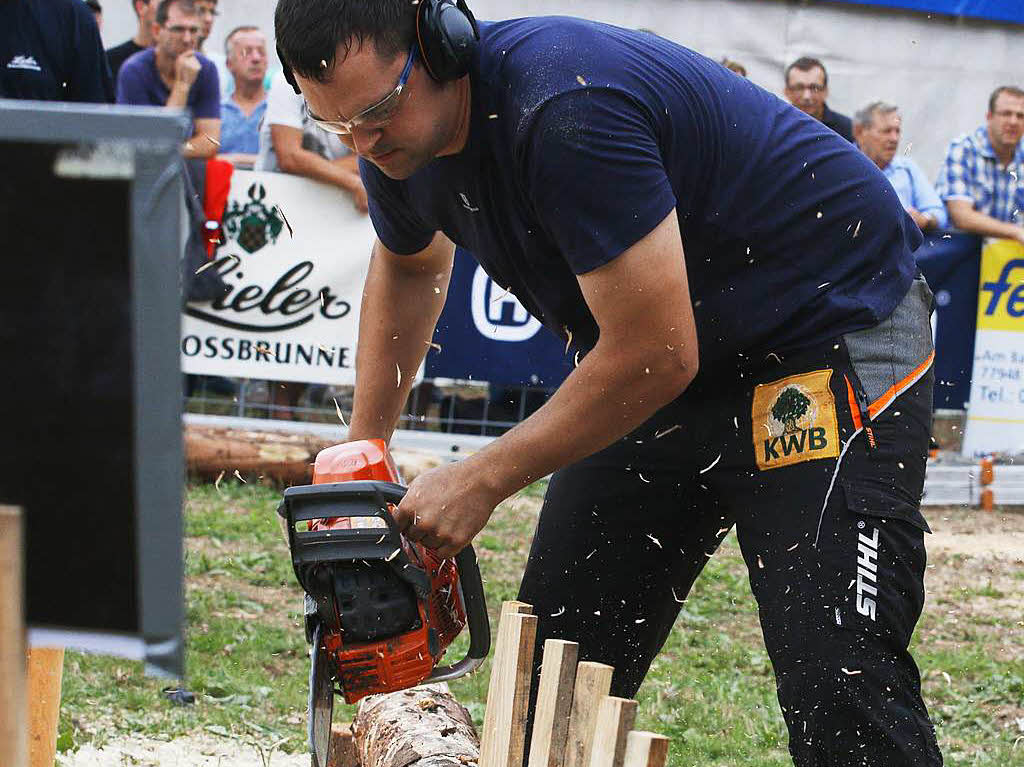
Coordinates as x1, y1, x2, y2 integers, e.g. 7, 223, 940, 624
784, 56, 853, 142
107, 0, 155, 84
117, 0, 220, 159
218, 25, 267, 168
854, 101, 947, 231
1, 0, 112, 102
256, 70, 367, 212
936, 86, 1024, 244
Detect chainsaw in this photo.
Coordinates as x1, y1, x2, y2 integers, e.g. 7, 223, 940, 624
279, 439, 490, 767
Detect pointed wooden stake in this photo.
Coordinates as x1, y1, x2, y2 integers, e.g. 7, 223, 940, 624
622, 731, 670, 767
527, 639, 579, 767
563, 661, 614, 767
587, 697, 637, 767
479, 602, 537, 767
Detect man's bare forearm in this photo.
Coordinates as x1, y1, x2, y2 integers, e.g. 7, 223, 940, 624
947, 201, 1024, 240
279, 148, 362, 192
348, 237, 453, 442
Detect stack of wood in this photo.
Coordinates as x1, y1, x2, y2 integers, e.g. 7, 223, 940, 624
183, 423, 442, 485
328, 601, 669, 767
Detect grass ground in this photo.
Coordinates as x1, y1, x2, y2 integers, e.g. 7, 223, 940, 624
59, 478, 1024, 765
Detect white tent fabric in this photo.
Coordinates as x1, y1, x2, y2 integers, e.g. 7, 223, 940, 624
101, 0, 1023, 184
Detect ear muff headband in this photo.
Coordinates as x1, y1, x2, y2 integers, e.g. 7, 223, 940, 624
416, 0, 479, 82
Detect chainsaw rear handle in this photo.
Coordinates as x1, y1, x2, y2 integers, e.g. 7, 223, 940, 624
428, 543, 491, 682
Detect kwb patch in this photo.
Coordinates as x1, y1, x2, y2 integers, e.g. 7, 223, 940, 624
753, 370, 839, 471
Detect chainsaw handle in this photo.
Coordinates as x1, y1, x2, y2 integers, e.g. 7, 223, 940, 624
426, 543, 491, 684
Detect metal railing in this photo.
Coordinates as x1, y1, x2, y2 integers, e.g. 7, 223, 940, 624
183, 375, 554, 436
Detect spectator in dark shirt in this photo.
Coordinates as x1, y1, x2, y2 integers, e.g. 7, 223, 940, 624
116, 0, 221, 159
784, 56, 853, 142
84, 0, 102, 31
106, 0, 155, 84
0, 0, 112, 102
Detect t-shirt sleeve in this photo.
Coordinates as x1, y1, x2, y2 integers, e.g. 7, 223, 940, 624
519, 89, 677, 275
360, 159, 436, 255
115, 59, 147, 105
192, 59, 221, 120
264, 72, 304, 128
68, 0, 114, 104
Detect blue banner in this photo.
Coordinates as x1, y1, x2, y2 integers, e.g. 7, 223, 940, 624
426, 248, 573, 387
915, 232, 983, 410
824, 1, 1024, 25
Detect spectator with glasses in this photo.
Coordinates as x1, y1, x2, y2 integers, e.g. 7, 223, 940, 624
116, 0, 221, 159
784, 56, 853, 142
936, 85, 1024, 244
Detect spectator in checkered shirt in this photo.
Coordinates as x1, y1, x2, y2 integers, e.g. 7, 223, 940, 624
936, 85, 1024, 244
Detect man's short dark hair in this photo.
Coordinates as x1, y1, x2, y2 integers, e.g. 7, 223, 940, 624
155, 0, 196, 26
275, 0, 416, 83
786, 56, 828, 88
85, 0, 103, 12
988, 85, 1024, 113
225, 25, 261, 55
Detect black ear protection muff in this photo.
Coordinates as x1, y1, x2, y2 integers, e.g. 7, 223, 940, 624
277, 0, 478, 95
415, 0, 479, 82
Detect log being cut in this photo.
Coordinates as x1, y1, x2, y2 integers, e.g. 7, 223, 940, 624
352, 684, 480, 767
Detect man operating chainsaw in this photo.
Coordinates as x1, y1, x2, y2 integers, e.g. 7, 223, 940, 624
275, 2, 942, 765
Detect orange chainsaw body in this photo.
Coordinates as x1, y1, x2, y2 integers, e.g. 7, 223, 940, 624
308, 439, 467, 703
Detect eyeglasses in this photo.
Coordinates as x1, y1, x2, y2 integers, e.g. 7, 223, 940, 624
166, 24, 201, 36
787, 83, 826, 94
305, 45, 417, 136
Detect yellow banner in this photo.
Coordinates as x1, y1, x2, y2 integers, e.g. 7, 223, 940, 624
977, 240, 1024, 332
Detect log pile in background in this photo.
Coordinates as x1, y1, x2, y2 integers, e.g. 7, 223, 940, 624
184, 424, 442, 485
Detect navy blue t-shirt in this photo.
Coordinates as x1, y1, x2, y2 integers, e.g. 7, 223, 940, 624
0, 0, 112, 103
362, 18, 921, 374
116, 48, 220, 125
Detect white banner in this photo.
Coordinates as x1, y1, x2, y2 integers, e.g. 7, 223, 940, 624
962, 239, 1024, 457
181, 170, 375, 385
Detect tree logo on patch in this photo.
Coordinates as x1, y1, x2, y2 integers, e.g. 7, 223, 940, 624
222, 183, 284, 254
769, 385, 815, 436
752, 371, 839, 471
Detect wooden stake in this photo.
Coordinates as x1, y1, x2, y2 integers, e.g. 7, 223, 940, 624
563, 662, 614, 767
622, 731, 670, 767
479, 602, 537, 767
587, 697, 637, 767
527, 640, 579, 767
26, 648, 64, 767
0, 507, 26, 767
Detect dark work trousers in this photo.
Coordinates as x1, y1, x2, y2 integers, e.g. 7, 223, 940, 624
518, 330, 943, 765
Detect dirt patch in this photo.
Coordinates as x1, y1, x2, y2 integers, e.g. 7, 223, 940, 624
61, 733, 309, 767
924, 507, 1024, 560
